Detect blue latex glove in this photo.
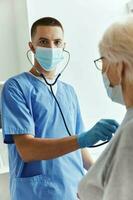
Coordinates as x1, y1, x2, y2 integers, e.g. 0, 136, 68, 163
77, 119, 119, 148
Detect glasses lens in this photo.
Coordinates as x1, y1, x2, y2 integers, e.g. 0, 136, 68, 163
96, 59, 103, 70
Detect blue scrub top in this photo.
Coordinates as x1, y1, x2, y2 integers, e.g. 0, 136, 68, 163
2, 72, 85, 200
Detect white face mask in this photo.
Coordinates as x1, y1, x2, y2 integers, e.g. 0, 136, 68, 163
102, 72, 125, 105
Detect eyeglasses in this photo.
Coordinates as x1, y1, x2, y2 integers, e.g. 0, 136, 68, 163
94, 57, 104, 71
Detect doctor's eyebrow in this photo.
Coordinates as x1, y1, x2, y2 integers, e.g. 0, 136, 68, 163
38, 37, 49, 41
38, 37, 63, 41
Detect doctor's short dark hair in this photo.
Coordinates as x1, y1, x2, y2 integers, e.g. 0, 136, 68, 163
31, 17, 64, 38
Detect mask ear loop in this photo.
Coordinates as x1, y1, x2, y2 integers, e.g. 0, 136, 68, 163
26, 49, 33, 66
26, 49, 41, 74
59, 49, 70, 74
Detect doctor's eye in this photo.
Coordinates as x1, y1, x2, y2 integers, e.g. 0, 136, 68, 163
54, 40, 63, 47
38, 39, 49, 47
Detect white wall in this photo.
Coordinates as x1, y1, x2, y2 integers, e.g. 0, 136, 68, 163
26, 0, 128, 158
0, 0, 30, 81
0, 0, 19, 80
0, 173, 10, 200
0, 130, 9, 200
12, 0, 30, 72
0, 1, 29, 199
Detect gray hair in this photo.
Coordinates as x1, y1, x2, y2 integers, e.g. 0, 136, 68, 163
99, 17, 133, 84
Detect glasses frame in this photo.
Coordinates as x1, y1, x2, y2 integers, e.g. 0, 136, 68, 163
94, 56, 104, 71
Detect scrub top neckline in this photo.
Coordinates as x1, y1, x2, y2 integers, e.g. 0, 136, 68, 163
25, 72, 58, 95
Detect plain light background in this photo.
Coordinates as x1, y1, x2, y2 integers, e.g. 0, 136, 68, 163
0, 0, 131, 199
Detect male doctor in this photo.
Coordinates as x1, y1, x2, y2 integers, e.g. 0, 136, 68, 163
1, 17, 118, 200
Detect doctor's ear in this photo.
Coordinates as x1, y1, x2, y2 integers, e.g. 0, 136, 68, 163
28, 42, 35, 53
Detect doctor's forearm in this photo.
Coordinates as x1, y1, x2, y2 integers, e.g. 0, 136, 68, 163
13, 135, 79, 162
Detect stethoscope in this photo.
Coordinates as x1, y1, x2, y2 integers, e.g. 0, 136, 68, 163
27, 49, 110, 148
39, 50, 72, 137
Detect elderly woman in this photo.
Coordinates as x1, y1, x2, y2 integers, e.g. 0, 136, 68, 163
78, 17, 133, 200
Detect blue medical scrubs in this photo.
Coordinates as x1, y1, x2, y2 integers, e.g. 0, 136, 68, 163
2, 72, 85, 200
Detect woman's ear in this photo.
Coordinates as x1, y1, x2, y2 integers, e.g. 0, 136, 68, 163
116, 61, 124, 84
28, 42, 35, 53
107, 61, 124, 86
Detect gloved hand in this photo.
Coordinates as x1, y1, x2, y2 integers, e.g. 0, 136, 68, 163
77, 119, 119, 148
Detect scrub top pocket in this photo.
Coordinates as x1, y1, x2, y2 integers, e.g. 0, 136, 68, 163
11, 174, 63, 200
